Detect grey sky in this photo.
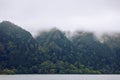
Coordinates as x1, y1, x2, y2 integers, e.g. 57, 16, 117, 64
0, 0, 120, 36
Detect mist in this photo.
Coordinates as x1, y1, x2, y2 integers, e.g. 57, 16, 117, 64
0, 0, 120, 36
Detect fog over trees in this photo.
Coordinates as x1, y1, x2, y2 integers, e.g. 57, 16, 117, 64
0, 21, 120, 74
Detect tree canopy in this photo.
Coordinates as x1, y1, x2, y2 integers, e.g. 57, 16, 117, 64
0, 21, 120, 74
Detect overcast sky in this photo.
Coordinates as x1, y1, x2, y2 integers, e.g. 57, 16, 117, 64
0, 0, 120, 36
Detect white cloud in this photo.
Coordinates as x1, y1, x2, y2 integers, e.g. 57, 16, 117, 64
0, 0, 120, 36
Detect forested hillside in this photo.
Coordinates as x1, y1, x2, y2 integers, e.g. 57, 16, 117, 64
0, 21, 120, 74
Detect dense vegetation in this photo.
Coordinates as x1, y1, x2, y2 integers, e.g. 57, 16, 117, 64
0, 21, 120, 74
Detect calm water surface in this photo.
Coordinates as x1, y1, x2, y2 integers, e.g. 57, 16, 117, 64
0, 75, 120, 80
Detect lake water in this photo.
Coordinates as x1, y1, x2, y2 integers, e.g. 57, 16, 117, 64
0, 75, 120, 80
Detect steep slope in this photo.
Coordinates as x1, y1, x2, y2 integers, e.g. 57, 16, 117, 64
71, 31, 115, 73
35, 28, 100, 73
102, 34, 120, 73
0, 21, 42, 73
0, 21, 119, 74
0, 22, 99, 74
36, 28, 77, 63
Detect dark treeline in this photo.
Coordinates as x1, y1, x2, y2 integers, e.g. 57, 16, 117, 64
0, 21, 120, 74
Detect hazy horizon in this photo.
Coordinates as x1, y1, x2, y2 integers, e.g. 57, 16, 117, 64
0, 0, 120, 36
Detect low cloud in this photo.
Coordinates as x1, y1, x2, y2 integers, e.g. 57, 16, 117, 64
0, 0, 120, 36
